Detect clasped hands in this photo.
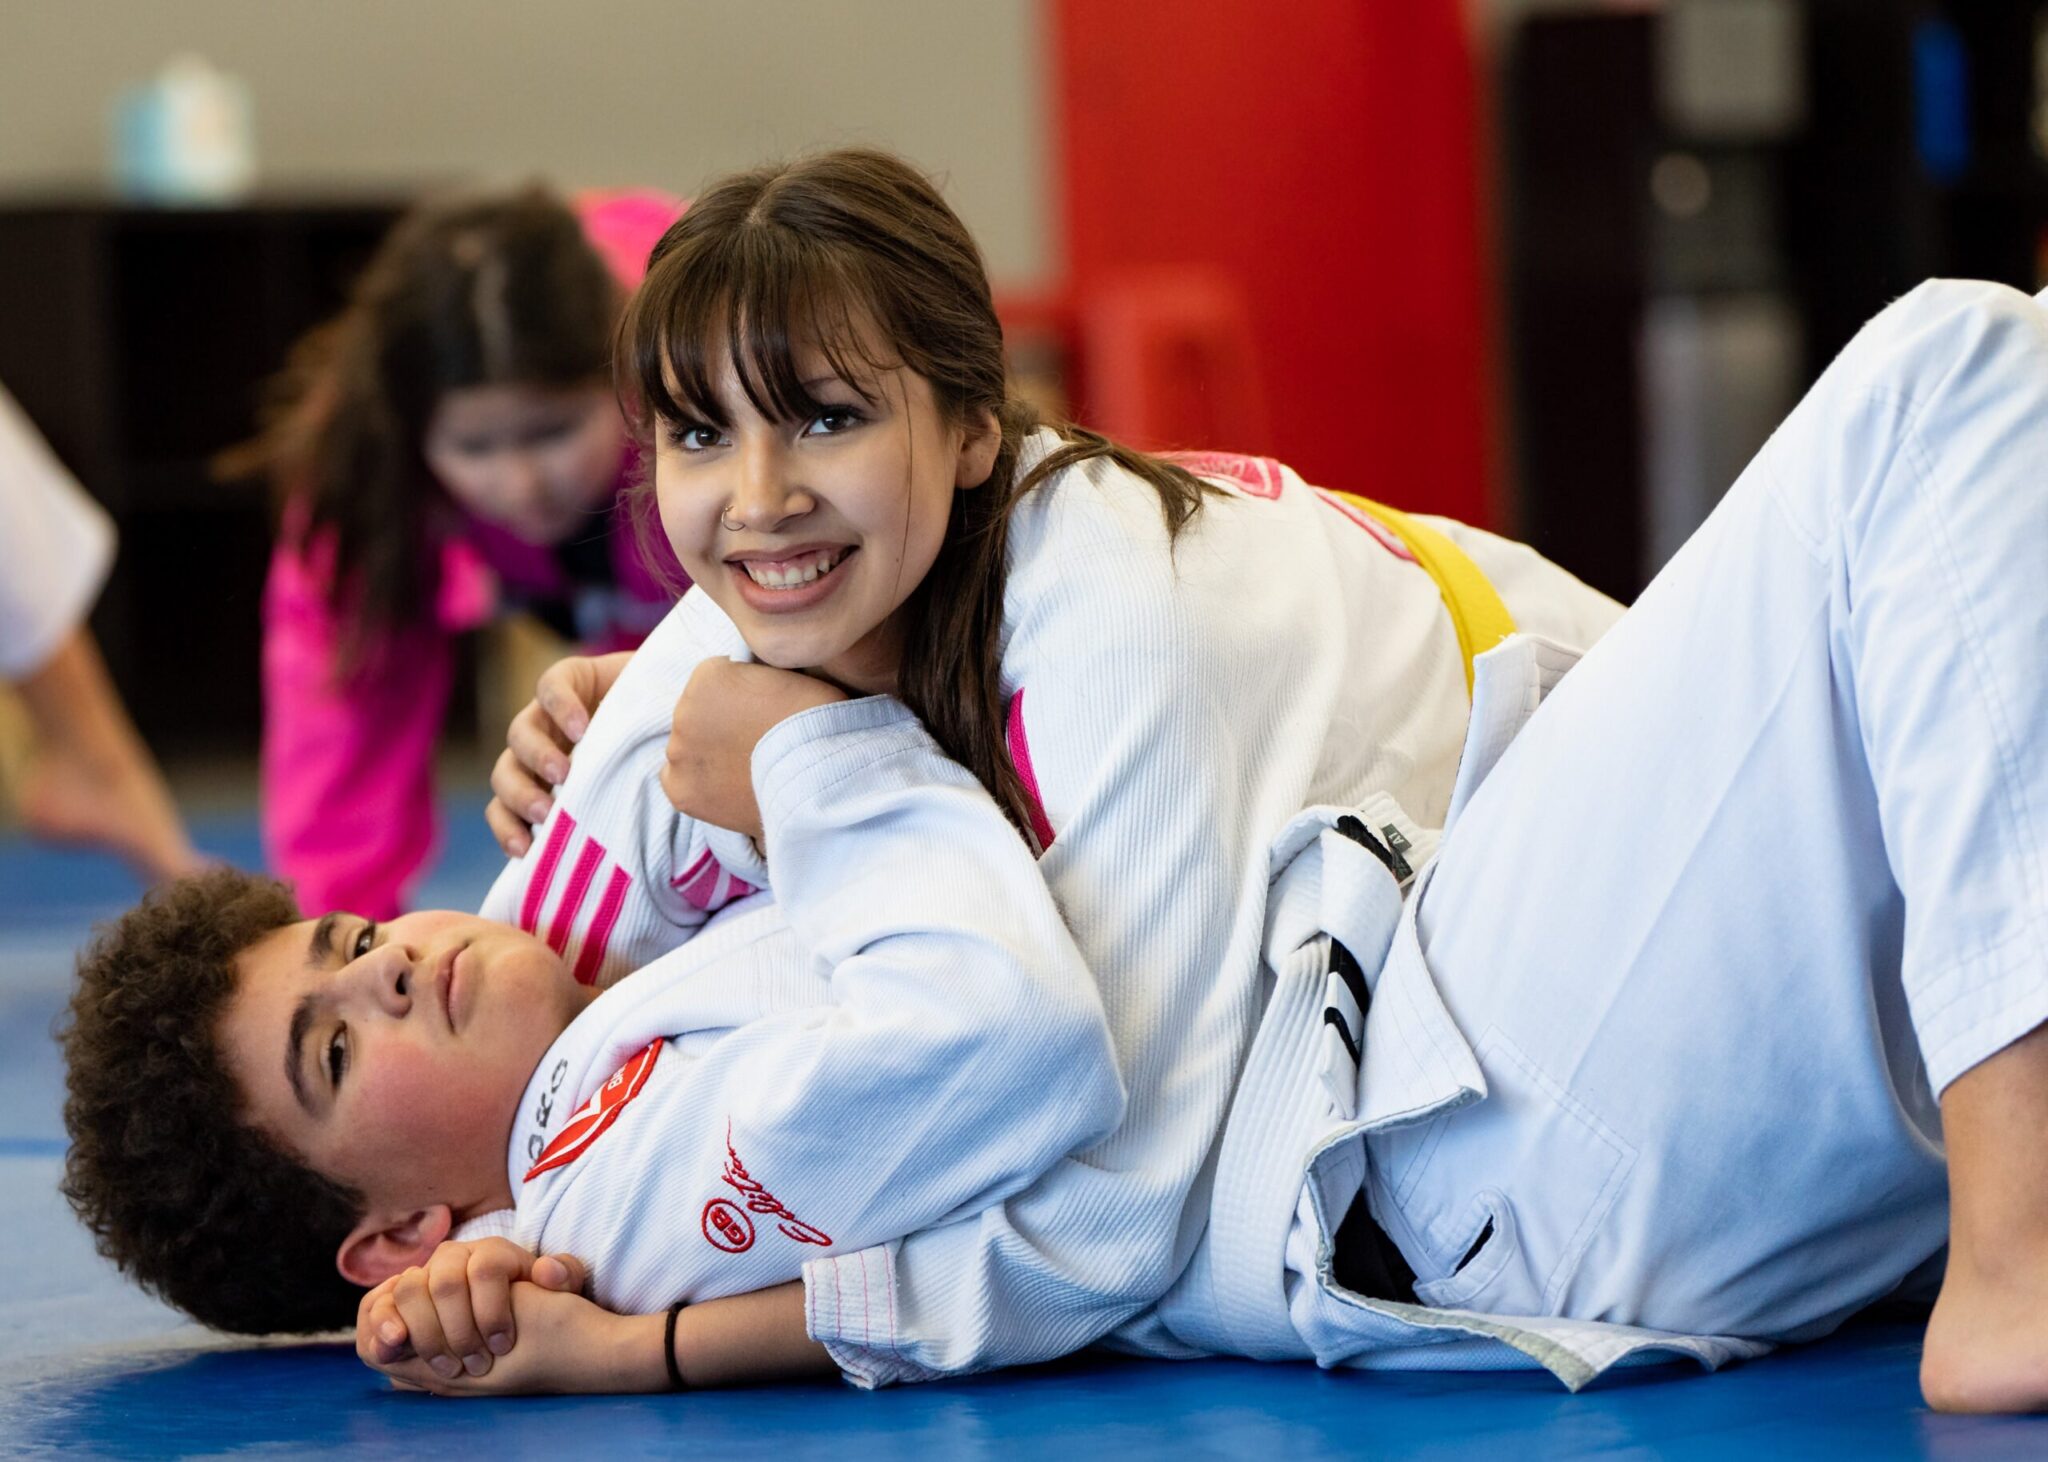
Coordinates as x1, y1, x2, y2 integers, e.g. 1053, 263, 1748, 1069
487, 653, 848, 855
355, 1237, 664, 1396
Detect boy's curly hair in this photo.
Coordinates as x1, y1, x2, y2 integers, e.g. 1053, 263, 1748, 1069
60, 867, 367, 1334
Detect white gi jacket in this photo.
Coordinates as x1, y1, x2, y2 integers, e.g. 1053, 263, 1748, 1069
466, 698, 1125, 1314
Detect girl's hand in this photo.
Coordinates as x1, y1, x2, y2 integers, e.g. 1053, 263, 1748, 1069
486, 651, 634, 855
355, 1238, 589, 1381
366, 1282, 668, 1397
662, 659, 848, 840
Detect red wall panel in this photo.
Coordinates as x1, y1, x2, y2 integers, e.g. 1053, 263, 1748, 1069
1052, 0, 1495, 526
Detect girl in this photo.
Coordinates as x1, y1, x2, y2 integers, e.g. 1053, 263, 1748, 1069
487, 148, 1622, 1378
244, 184, 685, 919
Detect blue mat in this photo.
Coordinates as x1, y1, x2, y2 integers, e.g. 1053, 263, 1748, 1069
5, 812, 2047, 1458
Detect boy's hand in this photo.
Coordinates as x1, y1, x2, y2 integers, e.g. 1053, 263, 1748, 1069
365, 1282, 668, 1397
355, 1237, 589, 1381
662, 659, 848, 839
486, 650, 634, 855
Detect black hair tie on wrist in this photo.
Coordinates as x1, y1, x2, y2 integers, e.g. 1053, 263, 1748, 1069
663, 1300, 688, 1390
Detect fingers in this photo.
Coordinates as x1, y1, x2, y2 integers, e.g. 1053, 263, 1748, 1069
485, 794, 533, 859
507, 706, 574, 788
658, 755, 688, 817
466, 1240, 533, 1360
533, 661, 597, 747
387, 1266, 458, 1382
530, 1252, 590, 1294
357, 1280, 411, 1367
420, 1246, 498, 1379
375, 1355, 470, 1398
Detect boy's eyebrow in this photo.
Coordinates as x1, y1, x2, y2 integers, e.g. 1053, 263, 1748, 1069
307, 913, 340, 968
285, 914, 341, 1115
285, 994, 316, 1115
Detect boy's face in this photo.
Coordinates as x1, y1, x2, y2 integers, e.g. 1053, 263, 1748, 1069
218, 911, 596, 1222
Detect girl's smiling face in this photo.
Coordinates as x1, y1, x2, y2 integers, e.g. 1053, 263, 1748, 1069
650, 324, 999, 694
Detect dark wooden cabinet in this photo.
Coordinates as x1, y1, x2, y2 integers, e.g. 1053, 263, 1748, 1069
0, 198, 405, 757
1502, 1, 2048, 602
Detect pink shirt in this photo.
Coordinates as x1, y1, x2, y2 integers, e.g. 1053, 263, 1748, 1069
261, 188, 685, 919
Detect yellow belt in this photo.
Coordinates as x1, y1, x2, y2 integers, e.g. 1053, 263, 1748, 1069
1326, 491, 1516, 699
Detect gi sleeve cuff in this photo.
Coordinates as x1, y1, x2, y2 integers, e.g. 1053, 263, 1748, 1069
803, 1246, 947, 1390
752, 696, 943, 832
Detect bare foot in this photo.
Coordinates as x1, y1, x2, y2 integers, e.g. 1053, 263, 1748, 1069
1924, 1022, 2048, 1412
17, 747, 205, 884
1922, 1262, 2048, 1412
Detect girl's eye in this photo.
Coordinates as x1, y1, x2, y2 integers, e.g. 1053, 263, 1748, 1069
665, 422, 724, 453
327, 1027, 348, 1087
351, 922, 377, 960
806, 407, 864, 437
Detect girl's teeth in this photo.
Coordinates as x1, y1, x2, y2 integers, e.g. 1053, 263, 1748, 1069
744, 549, 845, 589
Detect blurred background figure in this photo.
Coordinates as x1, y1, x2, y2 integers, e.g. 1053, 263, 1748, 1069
227, 185, 682, 919
0, 382, 201, 884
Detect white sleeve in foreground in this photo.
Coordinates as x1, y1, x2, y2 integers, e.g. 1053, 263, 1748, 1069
525, 698, 1124, 1317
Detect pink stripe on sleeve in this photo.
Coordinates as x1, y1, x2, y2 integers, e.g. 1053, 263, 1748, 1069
669, 847, 714, 891
547, 838, 606, 954
679, 859, 721, 910
519, 812, 577, 934
572, 866, 633, 985
1005, 690, 1057, 854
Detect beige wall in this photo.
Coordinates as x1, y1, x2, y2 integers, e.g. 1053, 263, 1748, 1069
0, 0, 1052, 282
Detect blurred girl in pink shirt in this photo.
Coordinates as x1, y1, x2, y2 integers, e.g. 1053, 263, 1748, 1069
241, 186, 684, 918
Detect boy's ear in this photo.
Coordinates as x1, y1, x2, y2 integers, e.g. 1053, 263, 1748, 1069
954, 406, 1003, 490
336, 1204, 454, 1288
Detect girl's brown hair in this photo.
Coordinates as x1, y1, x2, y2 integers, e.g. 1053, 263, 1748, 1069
619, 148, 1217, 836
229, 186, 619, 666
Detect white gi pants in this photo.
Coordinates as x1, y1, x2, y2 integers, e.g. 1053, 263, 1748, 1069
1366, 280, 2048, 1345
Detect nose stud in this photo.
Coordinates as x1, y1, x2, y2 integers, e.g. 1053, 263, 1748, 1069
720, 505, 746, 533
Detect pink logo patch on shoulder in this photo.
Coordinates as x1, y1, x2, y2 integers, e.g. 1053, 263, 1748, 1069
524, 1040, 662, 1181
1165, 450, 1285, 500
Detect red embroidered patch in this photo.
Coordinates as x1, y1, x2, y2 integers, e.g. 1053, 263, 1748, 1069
1166, 450, 1285, 500
523, 1040, 662, 1181
722, 1121, 833, 1246
702, 1198, 755, 1253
